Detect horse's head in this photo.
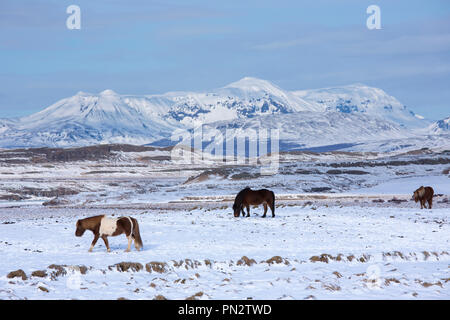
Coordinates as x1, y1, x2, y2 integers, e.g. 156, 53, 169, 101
413, 190, 419, 202
413, 186, 424, 202
75, 220, 86, 237
232, 188, 249, 217
232, 203, 241, 217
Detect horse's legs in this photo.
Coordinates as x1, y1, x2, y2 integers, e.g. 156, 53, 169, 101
240, 206, 245, 217
428, 198, 433, 209
262, 203, 268, 218
101, 235, 110, 252
134, 238, 140, 251
245, 204, 250, 217
125, 235, 133, 252
89, 234, 99, 252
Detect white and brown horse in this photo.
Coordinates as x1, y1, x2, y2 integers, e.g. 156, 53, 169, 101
75, 215, 143, 252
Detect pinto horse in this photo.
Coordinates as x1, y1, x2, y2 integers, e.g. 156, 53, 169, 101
75, 215, 143, 252
233, 187, 275, 218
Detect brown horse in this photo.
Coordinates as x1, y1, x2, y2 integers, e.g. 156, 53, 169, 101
75, 215, 143, 252
233, 187, 275, 218
413, 186, 434, 209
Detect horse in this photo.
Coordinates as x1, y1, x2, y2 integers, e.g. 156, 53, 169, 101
75, 214, 143, 252
413, 186, 434, 209
232, 187, 275, 218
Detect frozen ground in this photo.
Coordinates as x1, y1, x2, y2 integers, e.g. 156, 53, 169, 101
0, 202, 448, 300
0, 146, 448, 299
0, 147, 448, 206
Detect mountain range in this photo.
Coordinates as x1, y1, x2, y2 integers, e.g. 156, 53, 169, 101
0, 77, 448, 152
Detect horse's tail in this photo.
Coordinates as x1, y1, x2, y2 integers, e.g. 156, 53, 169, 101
270, 190, 275, 215
130, 217, 143, 250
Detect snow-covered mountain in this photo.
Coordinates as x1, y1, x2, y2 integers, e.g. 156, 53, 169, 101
192, 111, 410, 153
163, 77, 322, 126
429, 116, 450, 133
293, 84, 426, 128
0, 90, 179, 148
0, 77, 446, 151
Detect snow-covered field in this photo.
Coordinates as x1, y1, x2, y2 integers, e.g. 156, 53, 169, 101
0, 146, 448, 300
0, 201, 449, 300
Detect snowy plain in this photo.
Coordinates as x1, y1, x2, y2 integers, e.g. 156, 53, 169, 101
0, 147, 448, 300
0, 203, 449, 300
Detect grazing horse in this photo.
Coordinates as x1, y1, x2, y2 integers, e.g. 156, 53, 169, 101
233, 187, 275, 218
75, 215, 143, 252
413, 186, 434, 209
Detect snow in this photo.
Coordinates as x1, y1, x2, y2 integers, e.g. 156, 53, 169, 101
0, 146, 448, 299
0, 204, 448, 300
293, 83, 428, 128
204, 111, 410, 152
429, 116, 450, 133
354, 175, 450, 194
99, 89, 118, 96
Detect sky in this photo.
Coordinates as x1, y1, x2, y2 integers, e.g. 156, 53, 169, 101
0, 0, 449, 120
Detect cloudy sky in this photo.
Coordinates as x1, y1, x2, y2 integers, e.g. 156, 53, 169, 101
0, 0, 449, 119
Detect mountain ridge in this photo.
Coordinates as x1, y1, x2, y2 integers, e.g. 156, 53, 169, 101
0, 77, 447, 152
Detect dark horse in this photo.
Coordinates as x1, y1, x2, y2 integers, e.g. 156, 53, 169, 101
233, 187, 275, 218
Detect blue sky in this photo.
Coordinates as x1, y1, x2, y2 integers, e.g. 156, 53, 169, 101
0, 0, 449, 119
